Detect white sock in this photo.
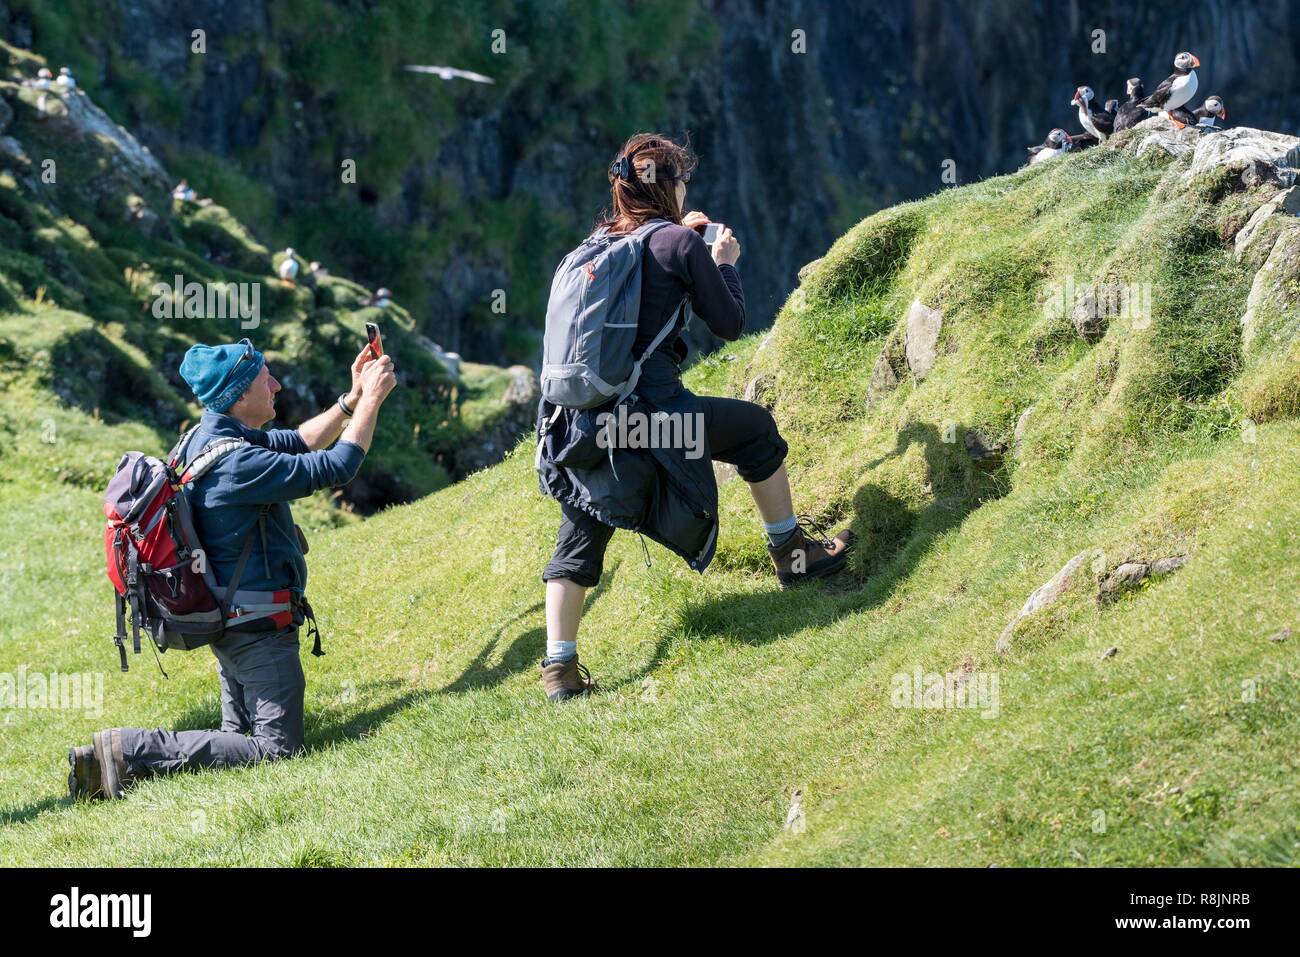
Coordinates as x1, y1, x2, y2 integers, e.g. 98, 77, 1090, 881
546, 640, 577, 663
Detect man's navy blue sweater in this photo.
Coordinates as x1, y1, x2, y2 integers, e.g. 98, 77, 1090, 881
186, 411, 365, 600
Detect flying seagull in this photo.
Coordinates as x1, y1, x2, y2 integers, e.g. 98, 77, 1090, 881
404, 65, 495, 84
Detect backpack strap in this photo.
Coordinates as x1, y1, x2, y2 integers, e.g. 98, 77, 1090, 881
112, 591, 129, 673
220, 505, 271, 619
167, 424, 203, 470
614, 295, 688, 407
603, 294, 689, 478
179, 437, 245, 485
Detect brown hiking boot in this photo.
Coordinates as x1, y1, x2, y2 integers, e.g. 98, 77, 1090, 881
540, 657, 595, 702
92, 729, 132, 799
67, 744, 102, 801
769, 518, 855, 589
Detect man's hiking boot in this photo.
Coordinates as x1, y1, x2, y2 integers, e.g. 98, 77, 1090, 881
769, 518, 855, 589
67, 744, 102, 801
540, 657, 595, 702
91, 729, 131, 799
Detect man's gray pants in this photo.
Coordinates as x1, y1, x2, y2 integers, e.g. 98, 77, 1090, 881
119, 627, 305, 775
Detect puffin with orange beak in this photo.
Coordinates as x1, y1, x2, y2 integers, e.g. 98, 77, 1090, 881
1071, 86, 1116, 143
1027, 128, 1074, 165
1141, 52, 1201, 127
1193, 95, 1228, 130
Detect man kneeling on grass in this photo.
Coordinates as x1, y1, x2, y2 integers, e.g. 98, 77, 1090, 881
68, 338, 396, 800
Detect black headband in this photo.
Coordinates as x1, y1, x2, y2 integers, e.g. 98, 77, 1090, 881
610, 146, 679, 183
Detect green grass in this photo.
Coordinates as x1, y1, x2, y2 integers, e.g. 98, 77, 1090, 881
1, 128, 1298, 866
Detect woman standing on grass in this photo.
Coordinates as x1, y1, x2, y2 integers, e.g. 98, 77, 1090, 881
534, 132, 854, 702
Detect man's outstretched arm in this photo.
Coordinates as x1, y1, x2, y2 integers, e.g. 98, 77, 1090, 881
297, 344, 374, 451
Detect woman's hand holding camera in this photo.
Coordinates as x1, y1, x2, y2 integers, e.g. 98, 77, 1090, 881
683, 210, 740, 267
711, 226, 740, 267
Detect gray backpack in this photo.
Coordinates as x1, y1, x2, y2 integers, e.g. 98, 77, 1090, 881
540, 219, 686, 409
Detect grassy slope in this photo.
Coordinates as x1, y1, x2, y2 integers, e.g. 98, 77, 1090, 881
2, 131, 1298, 866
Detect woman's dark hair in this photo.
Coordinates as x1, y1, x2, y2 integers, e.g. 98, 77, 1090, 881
597, 132, 698, 234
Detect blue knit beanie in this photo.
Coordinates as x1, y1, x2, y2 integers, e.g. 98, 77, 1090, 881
179, 339, 265, 413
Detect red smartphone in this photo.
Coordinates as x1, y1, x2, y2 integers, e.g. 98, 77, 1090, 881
365, 322, 383, 361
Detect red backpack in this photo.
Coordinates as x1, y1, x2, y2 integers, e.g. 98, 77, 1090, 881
103, 426, 292, 671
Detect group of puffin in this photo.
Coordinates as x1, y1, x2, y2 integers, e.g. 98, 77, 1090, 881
23, 65, 76, 91
1028, 51, 1228, 164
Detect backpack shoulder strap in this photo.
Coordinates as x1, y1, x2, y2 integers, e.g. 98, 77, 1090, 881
167, 424, 203, 469
631, 218, 672, 242
220, 505, 271, 615
178, 437, 246, 485
614, 295, 689, 406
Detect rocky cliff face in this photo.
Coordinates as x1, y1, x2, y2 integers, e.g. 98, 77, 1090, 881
4, 0, 1297, 367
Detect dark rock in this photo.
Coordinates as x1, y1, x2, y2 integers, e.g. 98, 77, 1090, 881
743, 371, 773, 408
963, 429, 1007, 470
865, 329, 907, 408
1098, 561, 1150, 602
1071, 286, 1109, 343
1150, 554, 1190, 576
1012, 405, 1034, 457
866, 351, 899, 404
1241, 159, 1287, 189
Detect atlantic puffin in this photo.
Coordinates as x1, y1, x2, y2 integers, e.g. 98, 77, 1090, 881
1028, 129, 1073, 165
32, 67, 53, 90
1141, 52, 1200, 126
1113, 78, 1147, 132
278, 248, 299, 286
56, 67, 76, 91
1193, 95, 1228, 130
1071, 86, 1116, 143
361, 287, 392, 308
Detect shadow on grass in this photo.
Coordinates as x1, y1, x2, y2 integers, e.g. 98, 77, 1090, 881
170, 678, 426, 753
607, 421, 1004, 690
0, 794, 70, 826
440, 562, 623, 695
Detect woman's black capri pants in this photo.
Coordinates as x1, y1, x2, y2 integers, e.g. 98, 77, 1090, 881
543, 395, 788, 587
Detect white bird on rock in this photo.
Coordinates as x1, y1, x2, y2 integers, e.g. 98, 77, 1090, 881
278, 248, 300, 286
1141, 52, 1200, 127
